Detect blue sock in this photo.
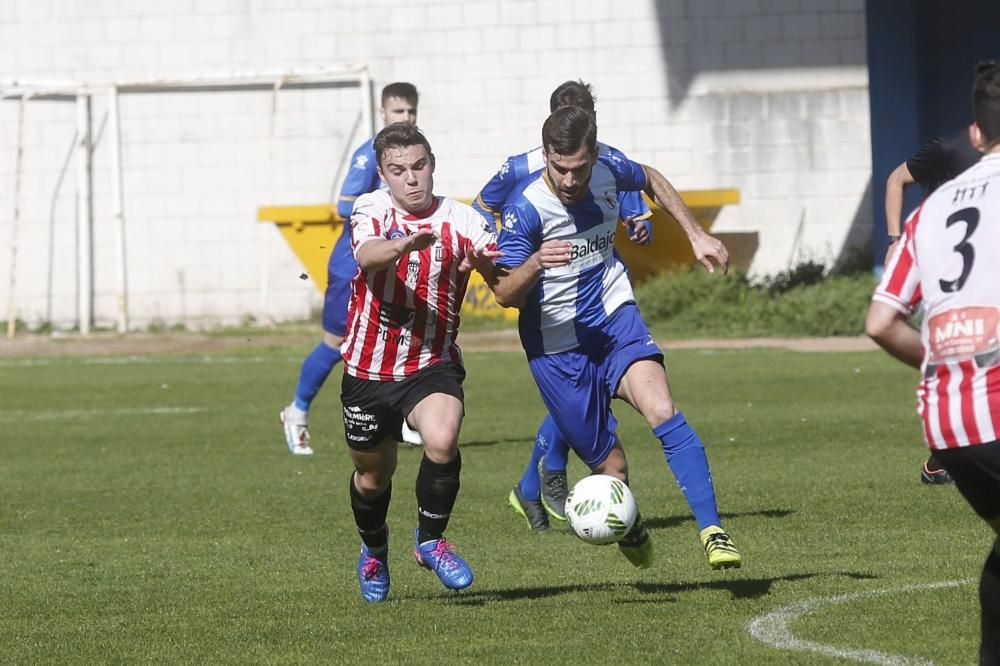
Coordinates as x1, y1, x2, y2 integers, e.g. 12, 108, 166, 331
539, 415, 568, 473
293, 343, 341, 411
518, 415, 559, 501
653, 412, 721, 531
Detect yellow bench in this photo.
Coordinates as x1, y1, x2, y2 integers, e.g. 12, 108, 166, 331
258, 189, 749, 320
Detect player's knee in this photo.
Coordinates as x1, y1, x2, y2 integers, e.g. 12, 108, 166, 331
642, 401, 677, 428
354, 470, 391, 497
418, 426, 460, 461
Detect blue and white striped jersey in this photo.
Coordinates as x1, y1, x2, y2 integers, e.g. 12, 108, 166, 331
473, 142, 650, 229
497, 153, 648, 356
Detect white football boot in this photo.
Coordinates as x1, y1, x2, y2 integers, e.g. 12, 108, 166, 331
280, 405, 314, 456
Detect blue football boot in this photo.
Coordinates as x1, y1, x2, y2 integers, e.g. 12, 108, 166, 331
357, 543, 390, 603
413, 529, 474, 590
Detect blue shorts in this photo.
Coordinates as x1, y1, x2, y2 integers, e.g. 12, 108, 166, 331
527, 304, 663, 467
323, 227, 357, 337
322, 273, 353, 337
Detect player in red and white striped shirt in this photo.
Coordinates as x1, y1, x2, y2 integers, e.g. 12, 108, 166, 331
867, 61, 1000, 662
339, 122, 498, 603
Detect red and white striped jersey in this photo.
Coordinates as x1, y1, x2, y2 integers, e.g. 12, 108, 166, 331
874, 152, 1000, 449
342, 190, 497, 382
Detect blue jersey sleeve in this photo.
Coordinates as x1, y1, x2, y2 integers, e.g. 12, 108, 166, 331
496, 201, 542, 269
599, 153, 647, 193
472, 153, 532, 228
617, 191, 650, 221
336, 140, 380, 219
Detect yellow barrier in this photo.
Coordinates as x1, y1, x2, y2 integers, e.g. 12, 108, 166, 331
258, 189, 745, 320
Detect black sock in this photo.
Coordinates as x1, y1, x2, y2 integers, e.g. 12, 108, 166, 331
415, 451, 461, 544
349, 475, 390, 549
981, 542, 1000, 665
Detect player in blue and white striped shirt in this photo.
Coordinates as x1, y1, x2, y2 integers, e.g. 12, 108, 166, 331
473, 81, 653, 532
488, 106, 742, 570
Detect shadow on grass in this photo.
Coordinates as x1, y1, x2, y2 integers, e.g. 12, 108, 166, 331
456, 436, 533, 448
426, 571, 878, 606
643, 508, 795, 530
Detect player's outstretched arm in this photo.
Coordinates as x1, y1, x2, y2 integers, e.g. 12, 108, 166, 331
356, 228, 437, 271
641, 164, 729, 274
492, 240, 571, 308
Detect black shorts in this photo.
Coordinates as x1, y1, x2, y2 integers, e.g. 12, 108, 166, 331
340, 362, 466, 451
934, 440, 1000, 521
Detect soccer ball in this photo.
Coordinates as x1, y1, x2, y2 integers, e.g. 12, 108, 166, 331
565, 474, 638, 545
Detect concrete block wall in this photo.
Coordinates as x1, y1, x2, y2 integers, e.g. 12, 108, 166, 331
0, 0, 872, 331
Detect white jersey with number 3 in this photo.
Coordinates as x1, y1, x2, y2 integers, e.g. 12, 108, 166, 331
874, 153, 1000, 449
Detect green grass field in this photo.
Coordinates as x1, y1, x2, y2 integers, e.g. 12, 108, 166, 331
0, 342, 988, 664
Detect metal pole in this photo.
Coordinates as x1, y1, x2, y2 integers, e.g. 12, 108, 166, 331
76, 93, 93, 335
7, 94, 28, 339
109, 86, 128, 332
257, 77, 285, 327
360, 67, 374, 138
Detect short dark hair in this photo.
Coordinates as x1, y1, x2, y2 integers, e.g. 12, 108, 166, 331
549, 79, 595, 113
973, 61, 1000, 147
374, 122, 433, 168
542, 105, 597, 157
381, 82, 418, 106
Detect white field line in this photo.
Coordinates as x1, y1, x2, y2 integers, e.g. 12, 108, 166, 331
747, 579, 972, 665
0, 356, 287, 367
0, 406, 207, 421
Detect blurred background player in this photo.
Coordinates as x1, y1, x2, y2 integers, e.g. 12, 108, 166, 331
866, 60, 1000, 663
473, 80, 653, 531
280, 82, 420, 455
883, 120, 983, 483
341, 123, 499, 602
488, 106, 741, 570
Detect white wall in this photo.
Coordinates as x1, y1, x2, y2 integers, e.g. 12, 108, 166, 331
0, 0, 872, 331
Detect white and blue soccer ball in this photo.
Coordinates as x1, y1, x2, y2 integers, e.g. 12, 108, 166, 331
565, 474, 638, 545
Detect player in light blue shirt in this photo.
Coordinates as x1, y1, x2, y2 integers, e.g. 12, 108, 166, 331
473, 81, 655, 531
280, 83, 420, 456
487, 106, 742, 570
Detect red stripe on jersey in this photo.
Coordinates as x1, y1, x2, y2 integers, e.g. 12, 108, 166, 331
935, 364, 957, 449
343, 274, 366, 361
884, 205, 922, 297
885, 244, 914, 297
358, 270, 388, 380
987, 365, 1000, 443
448, 231, 474, 364
957, 360, 982, 444
376, 264, 407, 380
404, 226, 433, 375
430, 223, 455, 362
918, 382, 933, 447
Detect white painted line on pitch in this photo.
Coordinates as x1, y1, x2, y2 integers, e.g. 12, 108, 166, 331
747, 579, 972, 665
0, 356, 285, 367
0, 406, 207, 421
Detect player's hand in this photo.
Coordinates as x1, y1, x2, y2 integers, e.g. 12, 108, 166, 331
625, 217, 652, 246
535, 240, 572, 269
690, 232, 729, 274
399, 228, 437, 254
459, 246, 503, 275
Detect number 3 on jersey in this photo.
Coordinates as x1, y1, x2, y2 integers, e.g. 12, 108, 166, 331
940, 206, 980, 293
